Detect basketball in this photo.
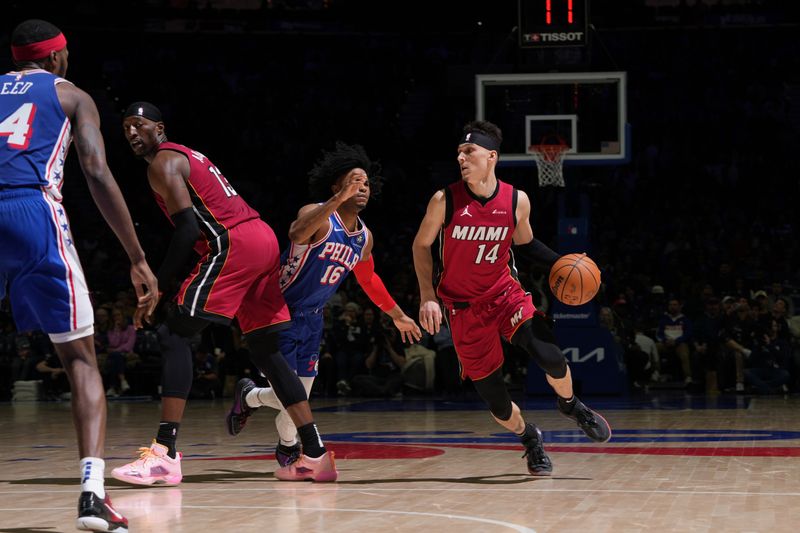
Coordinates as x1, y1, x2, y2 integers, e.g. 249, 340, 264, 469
549, 253, 601, 306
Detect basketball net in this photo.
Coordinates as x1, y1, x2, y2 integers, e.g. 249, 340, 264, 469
530, 143, 567, 187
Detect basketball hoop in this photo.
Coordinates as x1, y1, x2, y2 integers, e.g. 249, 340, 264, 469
529, 138, 568, 188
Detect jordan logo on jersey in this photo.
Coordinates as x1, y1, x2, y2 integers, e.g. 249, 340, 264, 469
460, 205, 473, 217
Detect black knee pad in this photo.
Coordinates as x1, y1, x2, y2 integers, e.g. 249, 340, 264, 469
245, 329, 307, 408
472, 369, 513, 421
156, 324, 194, 399
511, 316, 568, 379
528, 311, 557, 344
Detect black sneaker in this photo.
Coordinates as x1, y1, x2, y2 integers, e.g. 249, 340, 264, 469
558, 396, 612, 443
76, 491, 128, 532
521, 424, 552, 476
275, 442, 302, 467
226, 378, 257, 436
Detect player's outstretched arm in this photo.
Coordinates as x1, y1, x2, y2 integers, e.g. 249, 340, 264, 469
353, 230, 422, 343
387, 310, 423, 344
288, 168, 366, 244
412, 190, 446, 335
64, 84, 158, 323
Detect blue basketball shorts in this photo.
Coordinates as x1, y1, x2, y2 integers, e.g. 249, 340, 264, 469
278, 309, 324, 377
0, 188, 94, 342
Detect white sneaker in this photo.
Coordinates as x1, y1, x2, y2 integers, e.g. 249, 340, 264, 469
106, 387, 118, 398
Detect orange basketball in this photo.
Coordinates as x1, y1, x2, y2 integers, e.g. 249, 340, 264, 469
548, 253, 601, 306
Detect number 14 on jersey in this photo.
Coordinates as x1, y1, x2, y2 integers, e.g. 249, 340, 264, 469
475, 243, 500, 264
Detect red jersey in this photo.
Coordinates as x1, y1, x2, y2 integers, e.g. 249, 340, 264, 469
437, 179, 519, 303
153, 142, 260, 255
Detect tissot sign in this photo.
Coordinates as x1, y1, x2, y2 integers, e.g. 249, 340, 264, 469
522, 31, 586, 44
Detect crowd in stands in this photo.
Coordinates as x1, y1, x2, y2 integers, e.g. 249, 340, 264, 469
4, 273, 797, 401
1, 3, 798, 401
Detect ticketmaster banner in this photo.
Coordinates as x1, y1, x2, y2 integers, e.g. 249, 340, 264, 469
549, 299, 596, 327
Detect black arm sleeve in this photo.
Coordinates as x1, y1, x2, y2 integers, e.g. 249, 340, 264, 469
157, 207, 201, 293
513, 238, 560, 269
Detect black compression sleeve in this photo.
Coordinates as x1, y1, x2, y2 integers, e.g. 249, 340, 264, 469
157, 207, 201, 292
514, 238, 560, 268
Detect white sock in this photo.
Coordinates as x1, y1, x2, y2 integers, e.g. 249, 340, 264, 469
275, 376, 316, 447
80, 457, 105, 499
245, 387, 263, 408
259, 387, 284, 410
276, 410, 298, 446
246, 387, 283, 409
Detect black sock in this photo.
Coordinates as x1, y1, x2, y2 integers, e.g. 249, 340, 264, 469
517, 422, 538, 443
296, 422, 326, 458
557, 395, 577, 413
156, 421, 180, 459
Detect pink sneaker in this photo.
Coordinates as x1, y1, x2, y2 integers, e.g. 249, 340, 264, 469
111, 441, 183, 486
274, 451, 338, 482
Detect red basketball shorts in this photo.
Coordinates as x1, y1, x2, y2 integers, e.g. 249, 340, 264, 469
445, 283, 536, 381
177, 218, 290, 334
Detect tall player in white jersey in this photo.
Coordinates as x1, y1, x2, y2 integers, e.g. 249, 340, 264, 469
226, 142, 421, 467
0, 19, 158, 533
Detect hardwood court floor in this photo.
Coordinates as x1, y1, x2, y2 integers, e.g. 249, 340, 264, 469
1, 393, 799, 532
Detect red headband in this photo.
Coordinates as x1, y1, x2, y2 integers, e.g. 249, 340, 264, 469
11, 33, 67, 62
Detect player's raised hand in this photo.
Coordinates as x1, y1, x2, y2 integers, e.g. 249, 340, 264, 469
336, 168, 367, 203
130, 259, 159, 328
419, 300, 442, 335
393, 314, 423, 344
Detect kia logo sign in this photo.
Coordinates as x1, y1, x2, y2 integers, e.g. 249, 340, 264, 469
562, 347, 605, 363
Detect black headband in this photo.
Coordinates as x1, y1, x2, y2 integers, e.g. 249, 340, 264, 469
123, 101, 163, 122
459, 130, 500, 151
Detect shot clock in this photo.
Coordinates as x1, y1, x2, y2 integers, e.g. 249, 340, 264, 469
518, 0, 589, 48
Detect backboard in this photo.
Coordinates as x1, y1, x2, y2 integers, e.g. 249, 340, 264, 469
475, 71, 629, 166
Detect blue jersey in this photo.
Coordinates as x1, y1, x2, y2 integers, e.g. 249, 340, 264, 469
1, 69, 93, 340
0, 69, 71, 198
279, 210, 369, 311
